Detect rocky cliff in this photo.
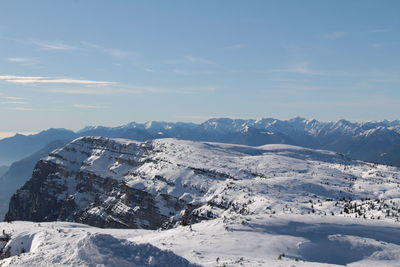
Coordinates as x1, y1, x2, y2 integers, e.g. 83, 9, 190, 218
5, 137, 400, 228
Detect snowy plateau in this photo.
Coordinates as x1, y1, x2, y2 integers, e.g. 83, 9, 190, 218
1, 136, 400, 266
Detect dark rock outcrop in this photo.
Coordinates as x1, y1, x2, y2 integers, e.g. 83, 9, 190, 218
5, 137, 205, 229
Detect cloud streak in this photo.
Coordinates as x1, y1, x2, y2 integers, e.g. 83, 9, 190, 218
370, 43, 384, 49
47, 88, 134, 95
185, 55, 215, 65
323, 31, 348, 39
73, 104, 108, 109
268, 62, 325, 75
0, 75, 115, 85
32, 41, 77, 50
1, 101, 29, 105
48, 84, 219, 95
7, 57, 39, 65
369, 29, 390, 33
0, 73, 219, 96
3, 107, 33, 111
226, 44, 246, 50
172, 69, 216, 75
80, 41, 135, 58
5, 37, 136, 60
0, 96, 25, 100
143, 68, 156, 73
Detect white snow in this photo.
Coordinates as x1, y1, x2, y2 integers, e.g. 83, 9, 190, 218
38, 137, 400, 223
3, 137, 400, 266
0, 221, 198, 267
1, 214, 400, 266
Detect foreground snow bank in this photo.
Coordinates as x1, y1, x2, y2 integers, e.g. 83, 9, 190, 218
129, 214, 400, 266
0, 222, 197, 267
1, 214, 400, 266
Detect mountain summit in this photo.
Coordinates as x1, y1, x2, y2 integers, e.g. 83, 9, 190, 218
6, 137, 400, 228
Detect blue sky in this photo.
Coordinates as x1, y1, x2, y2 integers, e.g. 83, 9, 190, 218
0, 0, 399, 135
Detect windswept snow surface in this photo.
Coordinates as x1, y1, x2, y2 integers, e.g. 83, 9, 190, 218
0, 221, 198, 267
1, 215, 400, 266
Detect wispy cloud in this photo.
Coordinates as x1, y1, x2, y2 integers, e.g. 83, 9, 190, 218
179, 86, 219, 93
267, 78, 310, 83
7, 57, 39, 65
137, 84, 219, 94
370, 43, 384, 49
73, 104, 108, 109
185, 55, 215, 65
0, 96, 25, 100
0, 75, 115, 85
2, 107, 33, 111
1, 37, 77, 51
0, 101, 29, 105
323, 29, 390, 40
273, 85, 321, 92
172, 69, 216, 75
47, 88, 134, 95
32, 41, 77, 50
107, 49, 131, 58
79, 41, 101, 49
0, 73, 219, 95
0, 93, 31, 109
268, 62, 325, 75
47, 84, 219, 95
323, 31, 347, 39
144, 68, 156, 73
5, 38, 134, 59
80, 41, 135, 59
226, 44, 246, 50
369, 29, 390, 33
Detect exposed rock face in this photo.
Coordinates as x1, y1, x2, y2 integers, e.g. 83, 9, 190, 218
5, 137, 400, 228
0, 140, 69, 220
5, 137, 204, 229
6, 162, 166, 229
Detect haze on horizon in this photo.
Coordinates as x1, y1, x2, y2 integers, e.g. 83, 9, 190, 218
0, 0, 399, 135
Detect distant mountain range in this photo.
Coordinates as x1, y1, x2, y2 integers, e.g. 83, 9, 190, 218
0, 166, 8, 177
1, 117, 399, 219
0, 140, 69, 219
1, 117, 400, 168
0, 128, 76, 166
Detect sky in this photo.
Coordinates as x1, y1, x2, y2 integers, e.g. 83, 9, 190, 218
0, 0, 399, 136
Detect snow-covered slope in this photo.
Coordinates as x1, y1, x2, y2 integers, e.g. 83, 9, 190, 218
0, 221, 198, 267
3, 137, 400, 266
1, 214, 400, 266
6, 137, 400, 229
